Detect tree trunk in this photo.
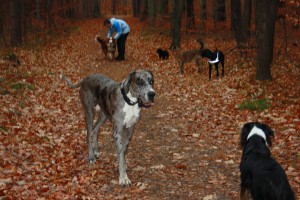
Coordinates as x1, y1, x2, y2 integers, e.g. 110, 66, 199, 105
0, 1, 7, 47
47, 0, 52, 33
0, 0, 3, 36
225, 0, 231, 29
132, 0, 140, 17
231, 0, 243, 45
200, 0, 206, 29
186, 0, 195, 30
206, 0, 214, 30
242, 0, 252, 41
139, 0, 148, 21
214, 0, 225, 21
10, 0, 22, 46
93, 0, 101, 18
170, 0, 183, 50
112, 0, 117, 15
255, 0, 277, 80
148, 0, 155, 24
158, 0, 168, 16
36, 0, 41, 20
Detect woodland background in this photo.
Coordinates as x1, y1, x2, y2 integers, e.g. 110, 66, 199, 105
0, 0, 299, 199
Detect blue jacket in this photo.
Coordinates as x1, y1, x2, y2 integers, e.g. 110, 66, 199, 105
107, 18, 130, 40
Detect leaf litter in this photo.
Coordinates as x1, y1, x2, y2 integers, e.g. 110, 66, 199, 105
0, 18, 299, 199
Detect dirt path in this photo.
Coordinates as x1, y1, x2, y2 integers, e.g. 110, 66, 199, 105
1, 18, 299, 199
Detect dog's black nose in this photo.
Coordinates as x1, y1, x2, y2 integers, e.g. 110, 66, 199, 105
148, 91, 155, 101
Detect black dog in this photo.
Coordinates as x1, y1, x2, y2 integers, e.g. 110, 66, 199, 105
156, 48, 169, 60
240, 122, 295, 200
201, 49, 224, 80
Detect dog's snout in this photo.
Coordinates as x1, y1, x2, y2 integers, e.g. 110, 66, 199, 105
148, 91, 155, 101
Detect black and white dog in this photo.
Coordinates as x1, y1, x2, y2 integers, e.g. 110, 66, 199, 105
201, 49, 224, 80
156, 48, 169, 60
240, 122, 295, 200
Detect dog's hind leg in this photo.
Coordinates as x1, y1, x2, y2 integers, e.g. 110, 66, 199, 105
221, 61, 225, 77
80, 89, 97, 163
196, 58, 201, 73
209, 64, 212, 80
92, 110, 107, 158
180, 62, 184, 74
215, 63, 219, 77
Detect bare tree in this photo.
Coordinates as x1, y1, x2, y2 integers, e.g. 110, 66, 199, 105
242, 0, 252, 41
199, 0, 206, 29
255, 0, 277, 80
206, 0, 214, 29
10, 0, 22, 46
132, 0, 140, 17
139, 0, 148, 21
170, 0, 184, 50
231, 0, 243, 45
148, 0, 155, 24
93, 0, 101, 18
186, 0, 196, 30
158, 0, 168, 16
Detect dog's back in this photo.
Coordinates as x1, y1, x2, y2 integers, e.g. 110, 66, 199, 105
240, 123, 295, 200
176, 50, 202, 74
157, 48, 169, 59
95, 36, 108, 56
177, 50, 201, 63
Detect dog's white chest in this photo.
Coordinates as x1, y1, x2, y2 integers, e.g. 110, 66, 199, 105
123, 103, 141, 128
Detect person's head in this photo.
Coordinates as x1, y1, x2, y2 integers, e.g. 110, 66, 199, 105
104, 19, 111, 28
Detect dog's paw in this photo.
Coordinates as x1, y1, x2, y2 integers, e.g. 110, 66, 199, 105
88, 157, 96, 164
94, 151, 100, 158
119, 176, 131, 187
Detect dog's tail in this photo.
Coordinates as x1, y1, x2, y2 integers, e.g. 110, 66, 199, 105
197, 38, 205, 50
95, 35, 105, 44
60, 75, 83, 89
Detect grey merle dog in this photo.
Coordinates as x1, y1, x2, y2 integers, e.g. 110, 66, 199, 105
60, 69, 155, 186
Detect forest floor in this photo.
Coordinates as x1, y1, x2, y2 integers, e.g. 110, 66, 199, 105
0, 17, 299, 199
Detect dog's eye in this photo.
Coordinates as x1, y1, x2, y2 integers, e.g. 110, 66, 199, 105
149, 80, 154, 85
137, 80, 144, 86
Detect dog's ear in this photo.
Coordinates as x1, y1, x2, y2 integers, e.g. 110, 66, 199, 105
261, 123, 274, 146
128, 70, 136, 84
146, 70, 153, 78
241, 122, 254, 148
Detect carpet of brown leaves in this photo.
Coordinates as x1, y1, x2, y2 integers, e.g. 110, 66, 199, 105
0, 18, 299, 199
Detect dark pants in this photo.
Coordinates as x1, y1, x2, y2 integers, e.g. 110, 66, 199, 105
117, 33, 129, 59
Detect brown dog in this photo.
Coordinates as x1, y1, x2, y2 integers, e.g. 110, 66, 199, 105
95, 35, 116, 60
107, 37, 116, 60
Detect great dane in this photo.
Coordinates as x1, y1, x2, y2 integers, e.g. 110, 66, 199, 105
60, 69, 155, 186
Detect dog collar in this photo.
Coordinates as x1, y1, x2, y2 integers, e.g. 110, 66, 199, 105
120, 81, 138, 106
247, 125, 268, 146
209, 52, 219, 64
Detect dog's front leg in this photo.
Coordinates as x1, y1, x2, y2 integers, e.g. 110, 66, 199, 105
113, 125, 134, 186
240, 186, 251, 200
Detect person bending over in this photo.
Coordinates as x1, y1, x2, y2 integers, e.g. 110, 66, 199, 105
104, 18, 130, 61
